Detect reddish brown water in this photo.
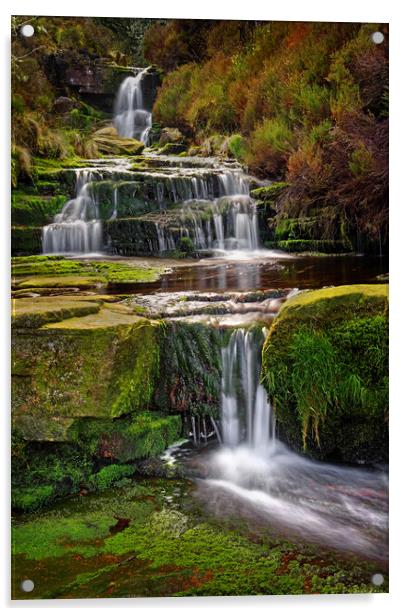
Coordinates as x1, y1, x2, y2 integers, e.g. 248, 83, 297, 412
108, 254, 388, 295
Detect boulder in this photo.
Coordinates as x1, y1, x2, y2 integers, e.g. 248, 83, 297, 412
52, 96, 78, 114
262, 284, 389, 464
159, 127, 184, 146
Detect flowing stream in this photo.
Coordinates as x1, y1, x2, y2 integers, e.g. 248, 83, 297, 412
38, 71, 389, 564
197, 328, 388, 561
42, 73, 261, 256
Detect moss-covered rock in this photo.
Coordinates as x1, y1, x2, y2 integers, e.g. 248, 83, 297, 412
12, 255, 164, 287
12, 296, 101, 329
91, 126, 144, 156
265, 239, 351, 254
262, 284, 389, 463
12, 301, 161, 425
155, 321, 222, 417
11, 192, 68, 226
11, 226, 43, 255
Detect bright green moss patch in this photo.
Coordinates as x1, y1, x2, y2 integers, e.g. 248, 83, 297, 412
12, 485, 55, 512
11, 479, 387, 598
12, 255, 90, 277
12, 255, 164, 287
262, 284, 388, 462
90, 464, 135, 491
17, 275, 105, 289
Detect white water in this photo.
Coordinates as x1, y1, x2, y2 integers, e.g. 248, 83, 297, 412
201, 328, 388, 560
154, 172, 261, 254
42, 170, 103, 254
221, 329, 274, 452
114, 68, 152, 144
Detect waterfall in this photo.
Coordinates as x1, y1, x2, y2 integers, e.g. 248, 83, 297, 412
202, 326, 388, 560
154, 168, 260, 254
114, 68, 152, 144
42, 170, 103, 254
220, 328, 274, 453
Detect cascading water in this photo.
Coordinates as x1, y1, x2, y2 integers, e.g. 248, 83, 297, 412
114, 68, 152, 144
221, 328, 274, 453
42, 170, 103, 254
152, 168, 261, 254
200, 326, 388, 560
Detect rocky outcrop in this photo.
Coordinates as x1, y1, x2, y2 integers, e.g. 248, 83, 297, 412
262, 284, 389, 464
43, 54, 161, 113
12, 298, 162, 436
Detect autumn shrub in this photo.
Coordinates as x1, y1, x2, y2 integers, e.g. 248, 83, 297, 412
247, 118, 296, 177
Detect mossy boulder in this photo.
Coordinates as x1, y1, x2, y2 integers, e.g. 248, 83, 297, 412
92, 126, 144, 156
159, 127, 184, 145
12, 300, 161, 432
262, 284, 389, 463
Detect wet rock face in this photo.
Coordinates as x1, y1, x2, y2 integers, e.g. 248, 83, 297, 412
43, 52, 135, 112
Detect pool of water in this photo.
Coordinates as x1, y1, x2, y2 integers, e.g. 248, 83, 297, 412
106, 254, 388, 295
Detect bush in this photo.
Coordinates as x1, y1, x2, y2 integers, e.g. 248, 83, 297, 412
247, 118, 296, 176
228, 134, 248, 162
179, 236, 195, 255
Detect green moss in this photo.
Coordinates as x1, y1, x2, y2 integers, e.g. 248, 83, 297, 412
269, 239, 351, 253
155, 321, 222, 417
158, 142, 188, 155
12, 255, 164, 286
251, 182, 289, 203
11, 226, 42, 255
11, 193, 68, 225
17, 275, 105, 289
12, 296, 101, 329
12, 308, 161, 421
90, 464, 134, 491
67, 412, 181, 463
12, 255, 88, 277
262, 285, 388, 462
11, 479, 386, 598
12, 485, 55, 512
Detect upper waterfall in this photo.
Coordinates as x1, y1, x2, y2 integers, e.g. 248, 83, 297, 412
114, 68, 152, 144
